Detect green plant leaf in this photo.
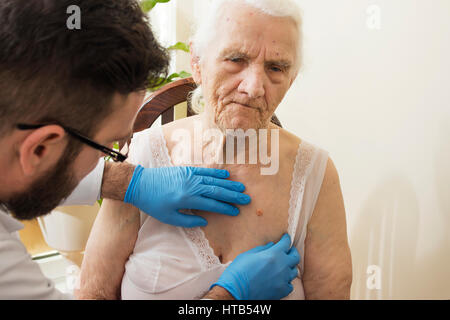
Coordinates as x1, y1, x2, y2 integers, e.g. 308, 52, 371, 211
166, 71, 192, 82
167, 73, 180, 81
148, 71, 192, 91
149, 78, 171, 91
178, 71, 192, 78
140, 0, 171, 13
167, 42, 190, 53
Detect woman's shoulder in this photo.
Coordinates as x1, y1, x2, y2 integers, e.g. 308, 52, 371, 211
277, 126, 302, 145
131, 123, 163, 142
161, 115, 201, 132
127, 125, 169, 167
160, 115, 201, 150
277, 125, 327, 152
275, 126, 304, 158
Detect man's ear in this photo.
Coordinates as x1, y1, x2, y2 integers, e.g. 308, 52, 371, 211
190, 42, 202, 85
18, 125, 68, 177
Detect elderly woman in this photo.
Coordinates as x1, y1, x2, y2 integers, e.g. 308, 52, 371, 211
78, 0, 352, 300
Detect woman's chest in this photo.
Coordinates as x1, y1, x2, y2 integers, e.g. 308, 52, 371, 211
193, 165, 294, 264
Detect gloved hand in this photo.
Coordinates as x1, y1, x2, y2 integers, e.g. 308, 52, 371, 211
124, 165, 251, 228
210, 233, 300, 300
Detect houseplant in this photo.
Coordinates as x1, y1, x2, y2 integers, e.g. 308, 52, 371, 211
141, 0, 192, 91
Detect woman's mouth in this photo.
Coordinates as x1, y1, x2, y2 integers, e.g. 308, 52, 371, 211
231, 102, 257, 110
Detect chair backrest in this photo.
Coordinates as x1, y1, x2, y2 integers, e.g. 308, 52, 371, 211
132, 77, 282, 135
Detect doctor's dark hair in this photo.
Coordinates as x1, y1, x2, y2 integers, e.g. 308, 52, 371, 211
0, 0, 169, 138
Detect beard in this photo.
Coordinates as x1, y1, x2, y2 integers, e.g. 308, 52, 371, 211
2, 143, 82, 221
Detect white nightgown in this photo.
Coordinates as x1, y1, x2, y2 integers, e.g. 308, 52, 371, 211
120, 126, 329, 300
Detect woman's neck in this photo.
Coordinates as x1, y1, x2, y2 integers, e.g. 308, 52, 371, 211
194, 113, 279, 172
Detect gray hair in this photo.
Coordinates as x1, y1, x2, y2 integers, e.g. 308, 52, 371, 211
189, 0, 303, 114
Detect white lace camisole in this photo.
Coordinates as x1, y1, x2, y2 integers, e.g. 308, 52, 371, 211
120, 126, 329, 300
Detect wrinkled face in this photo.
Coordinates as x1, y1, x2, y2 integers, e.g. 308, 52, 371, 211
193, 3, 300, 131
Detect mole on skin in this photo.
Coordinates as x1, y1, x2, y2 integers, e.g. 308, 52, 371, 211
256, 209, 263, 216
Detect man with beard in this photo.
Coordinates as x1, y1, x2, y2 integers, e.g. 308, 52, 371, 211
0, 0, 299, 300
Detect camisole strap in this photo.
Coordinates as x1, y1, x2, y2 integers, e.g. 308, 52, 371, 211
288, 140, 329, 276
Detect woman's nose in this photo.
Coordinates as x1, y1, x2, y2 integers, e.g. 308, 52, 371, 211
238, 66, 265, 99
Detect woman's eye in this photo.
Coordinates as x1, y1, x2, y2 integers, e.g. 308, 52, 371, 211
270, 66, 283, 72
229, 57, 244, 63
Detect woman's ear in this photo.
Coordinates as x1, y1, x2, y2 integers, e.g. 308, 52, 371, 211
289, 72, 299, 87
190, 42, 202, 85
18, 125, 67, 177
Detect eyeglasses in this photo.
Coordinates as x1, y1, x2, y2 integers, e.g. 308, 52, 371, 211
16, 123, 128, 162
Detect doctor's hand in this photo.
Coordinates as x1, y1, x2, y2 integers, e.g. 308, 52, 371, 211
210, 233, 300, 300
123, 165, 251, 228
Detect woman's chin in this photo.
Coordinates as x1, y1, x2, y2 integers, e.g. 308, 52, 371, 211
216, 113, 261, 131
220, 118, 260, 131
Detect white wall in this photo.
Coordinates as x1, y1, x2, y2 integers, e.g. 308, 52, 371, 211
155, 0, 450, 299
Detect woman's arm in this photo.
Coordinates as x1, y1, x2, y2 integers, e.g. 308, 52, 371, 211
301, 157, 353, 299
75, 199, 140, 299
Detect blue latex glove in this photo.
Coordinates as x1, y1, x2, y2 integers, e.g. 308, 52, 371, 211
210, 233, 301, 300
124, 165, 251, 228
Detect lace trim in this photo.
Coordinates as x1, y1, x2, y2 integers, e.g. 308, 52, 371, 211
148, 126, 172, 168
154, 126, 222, 271
287, 141, 317, 245
183, 228, 222, 271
